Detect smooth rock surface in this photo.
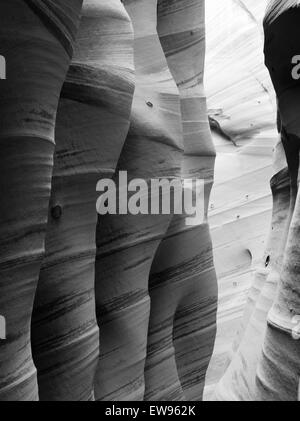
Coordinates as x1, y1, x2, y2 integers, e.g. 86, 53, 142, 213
0, 0, 83, 401
94, 0, 185, 401
203, 0, 278, 396
144, 0, 217, 401
31, 0, 134, 401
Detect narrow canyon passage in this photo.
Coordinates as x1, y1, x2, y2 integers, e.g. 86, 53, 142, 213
0, 0, 299, 403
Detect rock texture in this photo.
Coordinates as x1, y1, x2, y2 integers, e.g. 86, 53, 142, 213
3, 0, 298, 403
0, 0, 83, 401
94, 0, 184, 401
144, 0, 217, 401
93, 0, 218, 402
31, 0, 135, 401
0, 0, 217, 402
205, 0, 275, 151
209, 1, 300, 401
203, 0, 278, 395
255, 3, 300, 401
212, 145, 291, 401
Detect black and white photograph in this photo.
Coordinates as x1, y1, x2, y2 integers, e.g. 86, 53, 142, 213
0, 0, 299, 406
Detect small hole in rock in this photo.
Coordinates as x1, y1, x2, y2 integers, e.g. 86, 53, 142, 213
265, 255, 270, 267
51, 205, 62, 220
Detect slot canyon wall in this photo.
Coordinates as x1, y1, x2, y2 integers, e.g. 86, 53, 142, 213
0, 0, 217, 401
204, 0, 278, 396
31, 0, 135, 401
205, 0, 300, 401
0, 0, 84, 401
94, 0, 217, 401
0, 0, 299, 402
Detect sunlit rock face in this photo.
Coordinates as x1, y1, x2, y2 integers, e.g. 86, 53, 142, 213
205, 0, 275, 150
211, 148, 291, 400
203, 0, 283, 397
205, 0, 300, 402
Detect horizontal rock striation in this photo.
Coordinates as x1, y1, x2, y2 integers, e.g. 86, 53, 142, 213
212, 1, 300, 401
94, 0, 184, 401
0, 0, 83, 401
144, 0, 217, 401
213, 150, 291, 400
31, 0, 135, 401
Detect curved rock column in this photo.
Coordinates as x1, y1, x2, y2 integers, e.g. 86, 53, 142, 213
31, 0, 135, 401
143, 0, 218, 401
256, 188, 300, 400
0, 0, 83, 401
94, 0, 184, 401
254, 5, 300, 401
